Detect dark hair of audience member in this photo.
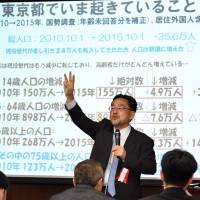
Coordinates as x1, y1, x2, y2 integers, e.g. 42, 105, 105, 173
0, 171, 9, 190
161, 149, 197, 187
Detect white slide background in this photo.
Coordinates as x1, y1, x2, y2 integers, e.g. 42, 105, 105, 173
0, 0, 200, 179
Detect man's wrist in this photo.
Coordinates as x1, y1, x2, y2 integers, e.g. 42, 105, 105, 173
65, 99, 76, 110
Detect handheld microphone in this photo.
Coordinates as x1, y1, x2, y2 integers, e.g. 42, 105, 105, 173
115, 129, 120, 145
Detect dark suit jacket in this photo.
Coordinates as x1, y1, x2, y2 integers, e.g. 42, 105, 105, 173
139, 187, 197, 200
67, 103, 156, 200
50, 184, 115, 200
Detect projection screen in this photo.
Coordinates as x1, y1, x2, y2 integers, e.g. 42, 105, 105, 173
0, 0, 200, 179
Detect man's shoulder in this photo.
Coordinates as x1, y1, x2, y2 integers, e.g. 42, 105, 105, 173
49, 188, 73, 200
99, 118, 113, 130
50, 187, 115, 200
140, 195, 197, 200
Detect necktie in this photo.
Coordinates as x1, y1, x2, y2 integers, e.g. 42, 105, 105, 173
108, 135, 119, 197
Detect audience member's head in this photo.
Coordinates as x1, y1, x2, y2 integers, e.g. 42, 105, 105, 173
0, 171, 9, 200
161, 149, 197, 188
73, 159, 104, 192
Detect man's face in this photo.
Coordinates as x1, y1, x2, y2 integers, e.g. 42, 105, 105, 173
109, 98, 135, 129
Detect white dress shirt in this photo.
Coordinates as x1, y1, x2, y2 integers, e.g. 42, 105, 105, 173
103, 126, 131, 185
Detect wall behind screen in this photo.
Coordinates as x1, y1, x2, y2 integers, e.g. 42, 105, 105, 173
0, 0, 200, 179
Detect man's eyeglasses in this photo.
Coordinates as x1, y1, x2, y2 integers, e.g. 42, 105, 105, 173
108, 106, 131, 111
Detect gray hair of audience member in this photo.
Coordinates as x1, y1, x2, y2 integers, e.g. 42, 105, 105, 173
73, 159, 103, 187
0, 171, 9, 189
161, 149, 197, 187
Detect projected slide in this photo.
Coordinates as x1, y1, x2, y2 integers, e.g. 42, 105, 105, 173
0, 1, 200, 179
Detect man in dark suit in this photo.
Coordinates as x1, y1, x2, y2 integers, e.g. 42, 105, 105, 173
63, 72, 156, 200
50, 159, 115, 200
139, 149, 198, 200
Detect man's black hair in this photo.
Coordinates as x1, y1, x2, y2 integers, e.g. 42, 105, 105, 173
113, 94, 137, 112
0, 171, 9, 189
161, 149, 197, 187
